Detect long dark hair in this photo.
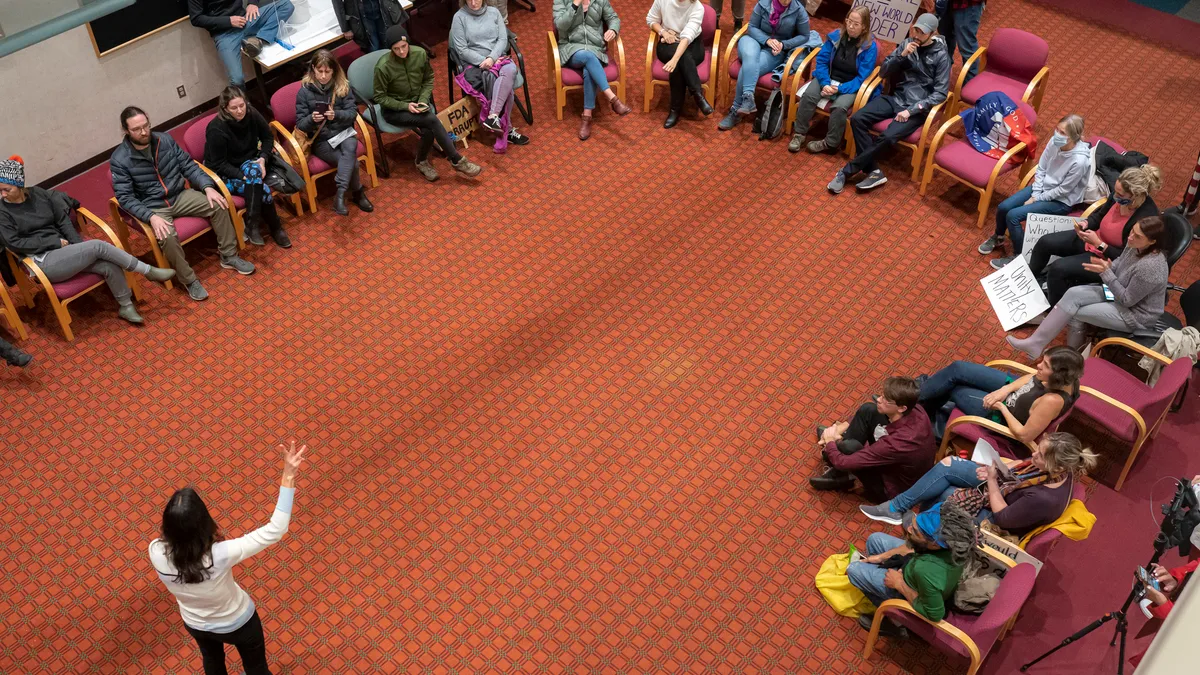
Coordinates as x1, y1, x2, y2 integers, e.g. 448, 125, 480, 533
161, 487, 220, 584
1043, 346, 1084, 392
1135, 216, 1169, 257
303, 49, 350, 99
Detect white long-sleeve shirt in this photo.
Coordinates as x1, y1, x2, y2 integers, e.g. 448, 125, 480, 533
148, 486, 295, 633
646, 0, 704, 44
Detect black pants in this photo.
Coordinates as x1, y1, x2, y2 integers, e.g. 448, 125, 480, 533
185, 610, 270, 675
656, 40, 706, 110
1029, 230, 1102, 305
381, 108, 461, 163
242, 183, 284, 234
845, 95, 926, 176
822, 402, 890, 501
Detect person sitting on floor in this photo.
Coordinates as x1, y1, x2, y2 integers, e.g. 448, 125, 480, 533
1008, 216, 1172, 358
374, 26, 484, 182
979, 114, 1092, 268
859, 432, 1097, 538
647, 0, 714, 129
204, 87, 292, 249
296, 50, 374, 217
0, 157, 175, 325
552, 0, 633, 141
188, 0, 296, 87
334, 0, 409, 54
847, 501, 978, 636
809, 376, 936, 502
827, 13, 949, 195
717, 0, 810, 132
1030, 164, 1162, 306
787, 5, 876, 154
111, 107, 255, 302
450, 0, 531, 152
917, 346, 1083, 448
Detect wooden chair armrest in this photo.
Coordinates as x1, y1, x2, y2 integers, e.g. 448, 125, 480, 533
1080, 198, 1107, 219
780, 46, 805, 93
979, 544, 1019, 569
20, 255, 57, 297
1023, 66, 1050, 105
918, 101, 947, 143
353, 115, 374, 166
1019, 164, 1038, 190
270, 121, 306, 171
75, 207, 126, 251
710, 29, 721, 92
615, 35, 626, 78
863, 599, 981, 664
855, 69, 882, 110
937, 414, 1036, 460
722, 25, 749, 75
954, 48, 986, 101
790, 48, 821, 95
1093, 337, 1174, 366
1077, 385, 1148, 441
108, 196, 152, 246
989, 141, 1028, 187
927, 115, 963, 157
985, 359, 1037, 375
547, 31, 563, 82
194, 163, 236, 205
645, 30, 659, 70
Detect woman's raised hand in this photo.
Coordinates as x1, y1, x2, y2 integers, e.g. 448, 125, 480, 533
281, 440, 307, 487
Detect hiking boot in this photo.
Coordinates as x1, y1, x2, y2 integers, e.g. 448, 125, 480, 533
693, 91, 713, 116
507, 128, 530, 146
481, 115, 503, 133
241, 37, 266, 57
452, 156, 483, 178
827, 171, 847, 194
579, 112, 593, 141
220, 255, 255, 275
718, 107, 740, 131
117, 303, 144, 325
809, 466, 855, 492
858, 614, 909, 639
610, 98, 632, 116
0, 339, 32, 367
333, 188, 349, 216
244, 222, 265, 246
856, 170, 888, 191
807, 140, 831, 154
859, 502, 902, 526
664, 108, 681, 129
736, 95, 756, 116
353, 188, 374, 212
145, 267, 176, 283
977, 234, 1004, 255
186, 280, 209, 301
415, 159, 439, 182
990, 256, 1015, 270
269, 225, 292, 249
788, 134, 804, 153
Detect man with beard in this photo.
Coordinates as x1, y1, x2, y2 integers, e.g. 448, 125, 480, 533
845, 501, 976, 636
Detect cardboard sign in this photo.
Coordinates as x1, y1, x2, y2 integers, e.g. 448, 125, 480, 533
437, 97, 481, 147
978, 528, 1044, 573
982, 256, 1050, 331
1022, 213, 1079, 266
850, 0, 921, 43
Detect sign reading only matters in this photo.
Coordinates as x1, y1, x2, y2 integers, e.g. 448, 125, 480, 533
850, 0, 921, 43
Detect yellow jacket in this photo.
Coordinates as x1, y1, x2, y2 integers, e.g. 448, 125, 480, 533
1019, 499, 1096, 548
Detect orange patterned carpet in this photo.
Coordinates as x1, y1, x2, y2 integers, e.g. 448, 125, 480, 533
3, 1, 1200, 673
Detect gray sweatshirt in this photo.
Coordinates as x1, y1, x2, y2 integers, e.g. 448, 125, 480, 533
450, 6, 507, 67
1100, 247, 1169, 329
1032, 140, 1091, 206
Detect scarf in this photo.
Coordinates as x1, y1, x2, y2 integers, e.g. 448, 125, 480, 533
769, 0, 786, 31
453, 56, 514, 153
224, 159, 273, 204
945, 461, 1058, 517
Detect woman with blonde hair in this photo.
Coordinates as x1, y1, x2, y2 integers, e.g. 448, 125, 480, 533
1031, 164, 1163, 304
296, 49, 372, 216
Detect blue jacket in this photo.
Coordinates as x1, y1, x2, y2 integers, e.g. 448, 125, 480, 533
746, 0, 810, 51
813, 29, 877, 96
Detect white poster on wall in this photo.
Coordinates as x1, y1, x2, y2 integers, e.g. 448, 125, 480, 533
849, 0, 921, 44
1021, 213, 1080, 266
981, 256, 1050, 331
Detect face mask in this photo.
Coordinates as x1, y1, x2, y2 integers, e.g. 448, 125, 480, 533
1051, 132, 1068, 148
1112, 194, 1133, 206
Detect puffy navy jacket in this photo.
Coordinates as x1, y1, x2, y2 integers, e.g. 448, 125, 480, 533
111, 132, 214, 224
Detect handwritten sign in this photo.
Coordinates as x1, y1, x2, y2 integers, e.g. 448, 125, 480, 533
437, 96, 481, 148
850, 0, 920, 43
1022, 213, 1079, 266
978, 528, 1044, 573
982, 256, 1050, 331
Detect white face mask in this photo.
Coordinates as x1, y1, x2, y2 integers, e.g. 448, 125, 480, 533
1051, 132, 1068, 147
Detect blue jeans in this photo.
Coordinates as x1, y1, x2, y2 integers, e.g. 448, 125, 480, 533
566, 50, 612, 110
919, 360, 1010, 419
735, 37, 788, 102
889, 457, 986, 513
846, 533, 908, 608
362, 1, 389, 52
213, 0, 296, 86
940, 3, 985, 84
994, 185, 1073, 254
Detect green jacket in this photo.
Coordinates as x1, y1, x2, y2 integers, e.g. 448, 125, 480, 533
552, 0, 620, 65
373, 47, 434, 110
902, 549, 963, 623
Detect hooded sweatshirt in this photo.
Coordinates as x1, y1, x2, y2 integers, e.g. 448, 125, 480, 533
450, 4, 507, 67
1032, 140, 1091, 206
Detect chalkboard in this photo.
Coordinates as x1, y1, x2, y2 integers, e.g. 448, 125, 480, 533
87, 0, 190, 57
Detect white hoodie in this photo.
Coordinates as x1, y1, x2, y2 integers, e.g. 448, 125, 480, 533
1032, 139, 1092, 206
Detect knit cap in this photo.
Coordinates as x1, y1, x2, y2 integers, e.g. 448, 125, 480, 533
385, 25, 409, 49
0, 155, 24, 188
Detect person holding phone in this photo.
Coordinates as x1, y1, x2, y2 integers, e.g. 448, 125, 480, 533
149, 441, 307, 675
374, 26, 483, 181
1028, 165, 1162, 305
1008, 216, 1172, 358
297, 49, 373, 216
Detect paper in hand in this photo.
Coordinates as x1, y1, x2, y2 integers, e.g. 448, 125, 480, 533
971, 439, 1015, 481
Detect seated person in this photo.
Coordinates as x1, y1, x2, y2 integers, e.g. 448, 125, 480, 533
1030, 164, 1162, 305
717, 0, 810, 131
979, 114, 1092, 268
646, 0, 713, 129
204, 87, 292, 249
373, 26, 483, 182
450, 0, 531, 152
846, 501, 976, 635
552, 0, 632, 141
827, 13, 948, 195
1009, 217, 1172, 357
788, 6, 876, 153
859, 432, 1097, 538
111, 106, 255, 302
297, 50, 373, 217
334, 0, 409, 53
918, 346, 1083, 447
0, 157, 175, 325
809, 376, 935, 502
188, 0, 296, 87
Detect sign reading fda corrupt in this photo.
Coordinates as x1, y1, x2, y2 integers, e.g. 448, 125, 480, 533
850, 0, 921, 43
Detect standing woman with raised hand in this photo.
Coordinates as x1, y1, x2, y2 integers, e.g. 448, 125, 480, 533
647, 0, 712, 128
149, 441, 307, 675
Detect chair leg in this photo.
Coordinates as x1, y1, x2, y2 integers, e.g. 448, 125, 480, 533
0, 289, 27, 340
519, 82, 533, 125
976, 185, 994, 229
306, 183, 319, 214
643, 82, 652, 113
146, 239, 173, 291
1113, 436, 1147, 492
861, 612, 885, 659
49, 296, 73, 342
374, 128, 391, 178
555, 85, 566, 121
910, 148, 923, 182
362, 155, 378, 189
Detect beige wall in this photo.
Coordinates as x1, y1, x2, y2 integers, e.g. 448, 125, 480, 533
0, 19, 231, 184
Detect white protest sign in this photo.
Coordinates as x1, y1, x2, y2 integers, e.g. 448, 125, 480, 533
982, 256, 1050, 331
850, 0, 921, 44
978, 529, 1044, 573
1022, 213, 1079, 266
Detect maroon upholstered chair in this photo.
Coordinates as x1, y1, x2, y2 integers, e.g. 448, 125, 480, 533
853, 73, 949, 181
1022, 482, 1087, 563
181, 112, 252, 239
952, 28, 1050, 117
268, 81, 377, 214
863, 562, 1038, 675
643, 5, 721, 112
921, 112, 1032, 228
548, 22, 626, 121
719, 24, 808, 109
109, 195, 217, 293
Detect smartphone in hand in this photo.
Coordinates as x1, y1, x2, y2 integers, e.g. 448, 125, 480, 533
1137, 566, 1160, 590
314, 102, 330, 114
413, 102, 429, 112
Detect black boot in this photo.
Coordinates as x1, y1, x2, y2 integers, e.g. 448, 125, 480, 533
0, 337, 32, 367
809, 465, 855, 492
243, 185, 266, 245
693, 91, 714, 117
664, 108, 681, 129
353, 187, 374, 212
262, 203, 291, 248
333, 188, 349, 216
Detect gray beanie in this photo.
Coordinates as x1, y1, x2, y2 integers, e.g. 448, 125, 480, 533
913, 13, 939, 36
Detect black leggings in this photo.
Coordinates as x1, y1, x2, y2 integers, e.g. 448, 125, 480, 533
381, 108, 461, 163
1029, 230, 1105, 305
185, 610, 270, 675
656, 39, 706, 110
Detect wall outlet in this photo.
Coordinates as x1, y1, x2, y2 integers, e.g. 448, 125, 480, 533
176, 85, 186, 98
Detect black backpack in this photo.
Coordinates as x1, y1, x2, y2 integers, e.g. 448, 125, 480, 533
752, 88, 786, 141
